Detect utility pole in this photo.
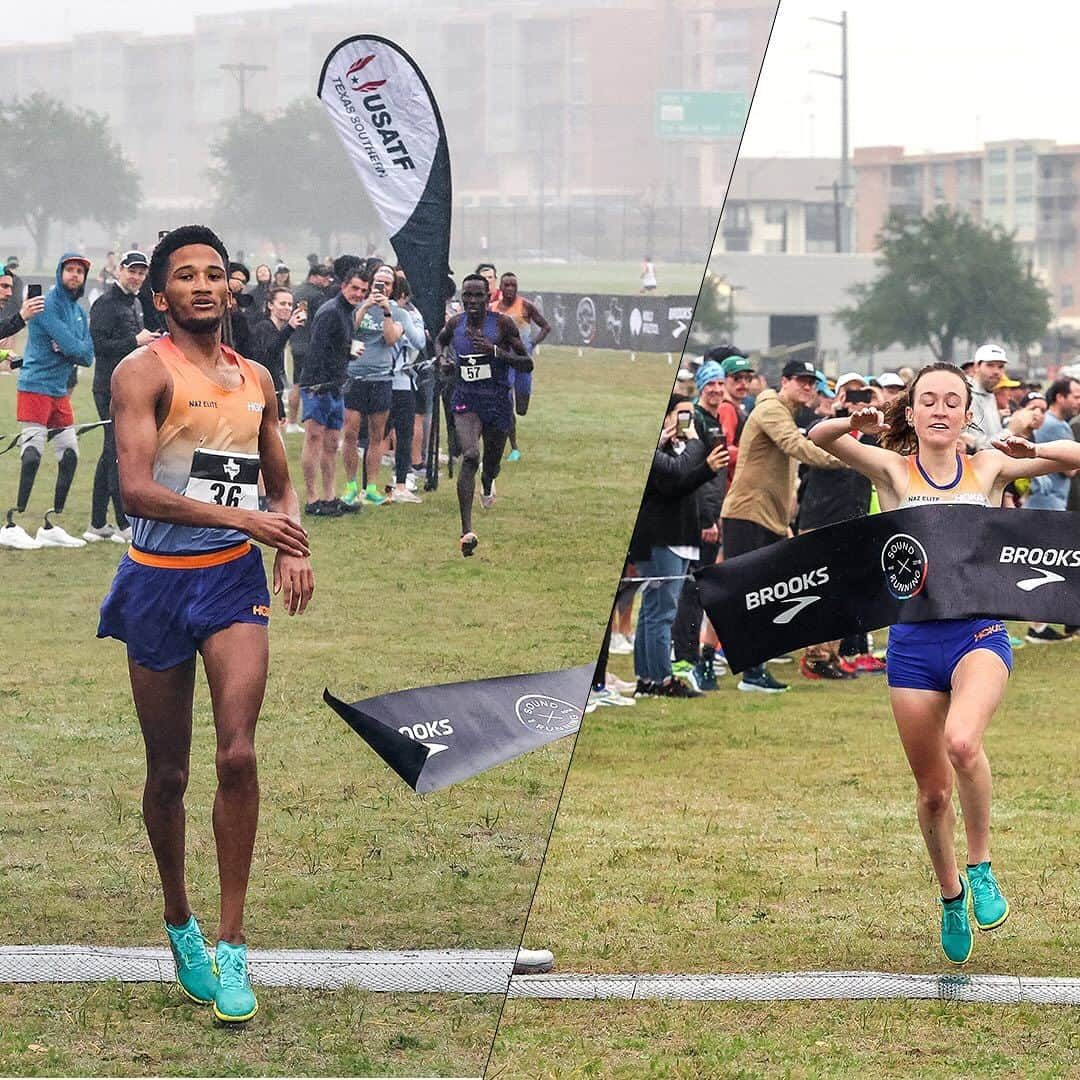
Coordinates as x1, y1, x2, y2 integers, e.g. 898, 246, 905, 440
219, 63, 268, 114
815, 179, 853, 253
810, 11, 849, 251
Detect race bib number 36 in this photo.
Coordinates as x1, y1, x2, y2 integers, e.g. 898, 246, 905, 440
184, 448, 261, 510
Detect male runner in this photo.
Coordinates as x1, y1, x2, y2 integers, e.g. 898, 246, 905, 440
490, 272, 549, 462
98, 225, 314, 1023
435, 274, 530, 556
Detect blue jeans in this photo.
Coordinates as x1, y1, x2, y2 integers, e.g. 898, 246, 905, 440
633, 547, 690, 684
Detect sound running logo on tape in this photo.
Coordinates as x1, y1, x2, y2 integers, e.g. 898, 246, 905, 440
515, 695, 582, 735
999, 545, 1076, 590
745, 568, 829, 625
881, 533, 928, 600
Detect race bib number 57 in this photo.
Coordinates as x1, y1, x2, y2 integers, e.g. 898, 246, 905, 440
184, 448, 261, 510
459, 354, 492, 382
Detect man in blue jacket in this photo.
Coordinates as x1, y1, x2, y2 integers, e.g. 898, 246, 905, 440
0, 253, 95, 550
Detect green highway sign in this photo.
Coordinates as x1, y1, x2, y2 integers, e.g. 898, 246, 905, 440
656, 90, 747, 140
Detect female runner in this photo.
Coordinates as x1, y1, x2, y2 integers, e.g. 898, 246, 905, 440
809, 361, 1066, 964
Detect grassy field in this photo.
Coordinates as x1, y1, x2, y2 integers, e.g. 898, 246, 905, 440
499, 261, 706, 298
487, 632, 1080, 1076
0, 344, 675, 1077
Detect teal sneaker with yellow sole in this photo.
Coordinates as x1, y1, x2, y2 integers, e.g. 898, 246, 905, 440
213, 940, 258, 1023
968, 861, 1010, 930
940, 880, 973, 965
164, 915, 217, 1005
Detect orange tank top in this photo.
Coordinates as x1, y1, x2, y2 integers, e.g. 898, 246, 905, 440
128, 335, 266, 555
898, 452, 989, 507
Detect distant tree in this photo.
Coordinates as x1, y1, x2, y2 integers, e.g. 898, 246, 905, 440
690, 271, 737, 348
0, 93, 140, 269
838, 207, 1052, 363
209, 100, 379, 256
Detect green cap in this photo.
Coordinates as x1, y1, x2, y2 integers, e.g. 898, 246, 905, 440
721, 355, 754, 377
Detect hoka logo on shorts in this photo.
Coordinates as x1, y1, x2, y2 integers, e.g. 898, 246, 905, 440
745, 567, 829, 624
999, 545, 1077, 590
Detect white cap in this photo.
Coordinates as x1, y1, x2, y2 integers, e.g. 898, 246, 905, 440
974, 343, 1007, 365
876, 372, 906, 389
835, 371, 867, 392
676, 368, 694, 381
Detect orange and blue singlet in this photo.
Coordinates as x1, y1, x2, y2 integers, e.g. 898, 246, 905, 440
97, 336, 271, 670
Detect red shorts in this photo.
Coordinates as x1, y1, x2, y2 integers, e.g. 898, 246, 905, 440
17, 391, 75, 429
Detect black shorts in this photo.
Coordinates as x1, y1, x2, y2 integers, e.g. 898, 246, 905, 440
344, 379, 392, 415
292, 352, 307, 388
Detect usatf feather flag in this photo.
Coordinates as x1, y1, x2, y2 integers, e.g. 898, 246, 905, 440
317, 35, 452, 338
325, 666, 592, 794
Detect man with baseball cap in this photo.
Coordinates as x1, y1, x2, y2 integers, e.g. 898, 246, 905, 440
721, 357, 845, 692
0, 253, 95, 549
968, 344, 1010, 449
86, 250, 161, 542
876, 371, 907, 402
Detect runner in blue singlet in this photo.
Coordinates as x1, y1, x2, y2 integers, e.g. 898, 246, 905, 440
434, 273, 530, 556
810, 361, 1070, 965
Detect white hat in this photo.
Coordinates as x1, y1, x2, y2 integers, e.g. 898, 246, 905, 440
974, 343, 1007, 365
835, 371, 867, 392
676, 368, 694, 381
876, 372, 906, 389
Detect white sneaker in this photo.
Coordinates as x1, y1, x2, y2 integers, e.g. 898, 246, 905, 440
37, 517, 87, 548
0, 523, 42, 549
606, 673, 637, 694
588, 686, 635, 708
405, 473, 418, 493
113, 526, 131, 544
392, 488, 422, 504
83, 523, 119, 543
609, 632, 634, 655
285, 423, 304, 435
479, 482, 496, 510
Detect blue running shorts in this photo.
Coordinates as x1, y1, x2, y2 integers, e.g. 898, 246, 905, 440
886, 619, 1012, 693
300, 388, 345, 431
98, 543, 270, 671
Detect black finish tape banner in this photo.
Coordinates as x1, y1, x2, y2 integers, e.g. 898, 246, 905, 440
527, 292, 697, 353
699, 505, 1080, 672
318, 35, 451, 339
324, 665, 592, 793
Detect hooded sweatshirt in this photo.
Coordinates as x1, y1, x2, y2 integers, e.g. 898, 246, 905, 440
19, 253, 94, 398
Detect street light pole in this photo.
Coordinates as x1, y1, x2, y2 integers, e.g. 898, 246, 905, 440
219, 63, 268, 114
810, 10, 850, 251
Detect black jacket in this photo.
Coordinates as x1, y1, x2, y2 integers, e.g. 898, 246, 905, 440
303, 292, 354, 389
796, 421, 874, 531
0, 311, 25, 340
250, 317, 295, 389
289, 282, 330, 357
89, 283, 144, 393
628, 440, 715, 562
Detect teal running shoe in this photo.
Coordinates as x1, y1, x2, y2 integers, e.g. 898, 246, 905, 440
341, 479, 360, 506
940, 881, 973, 965
213, 941, 258, 1023
507, 449, 522, 462
968, 861, 1010, 930
164, 915, 217, 1005
363, 483, 387, 506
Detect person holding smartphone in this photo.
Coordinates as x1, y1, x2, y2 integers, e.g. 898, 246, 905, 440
340, 264, 425, 507
626, 394, 728, 698
670, 360, 730, 691
795, 373, 883, 679
0, 266, 45, 350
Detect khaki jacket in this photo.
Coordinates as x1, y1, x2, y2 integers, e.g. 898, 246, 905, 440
721, 389, 843, 536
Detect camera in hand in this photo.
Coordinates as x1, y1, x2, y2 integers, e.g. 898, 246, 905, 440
846, 388, 873, 405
